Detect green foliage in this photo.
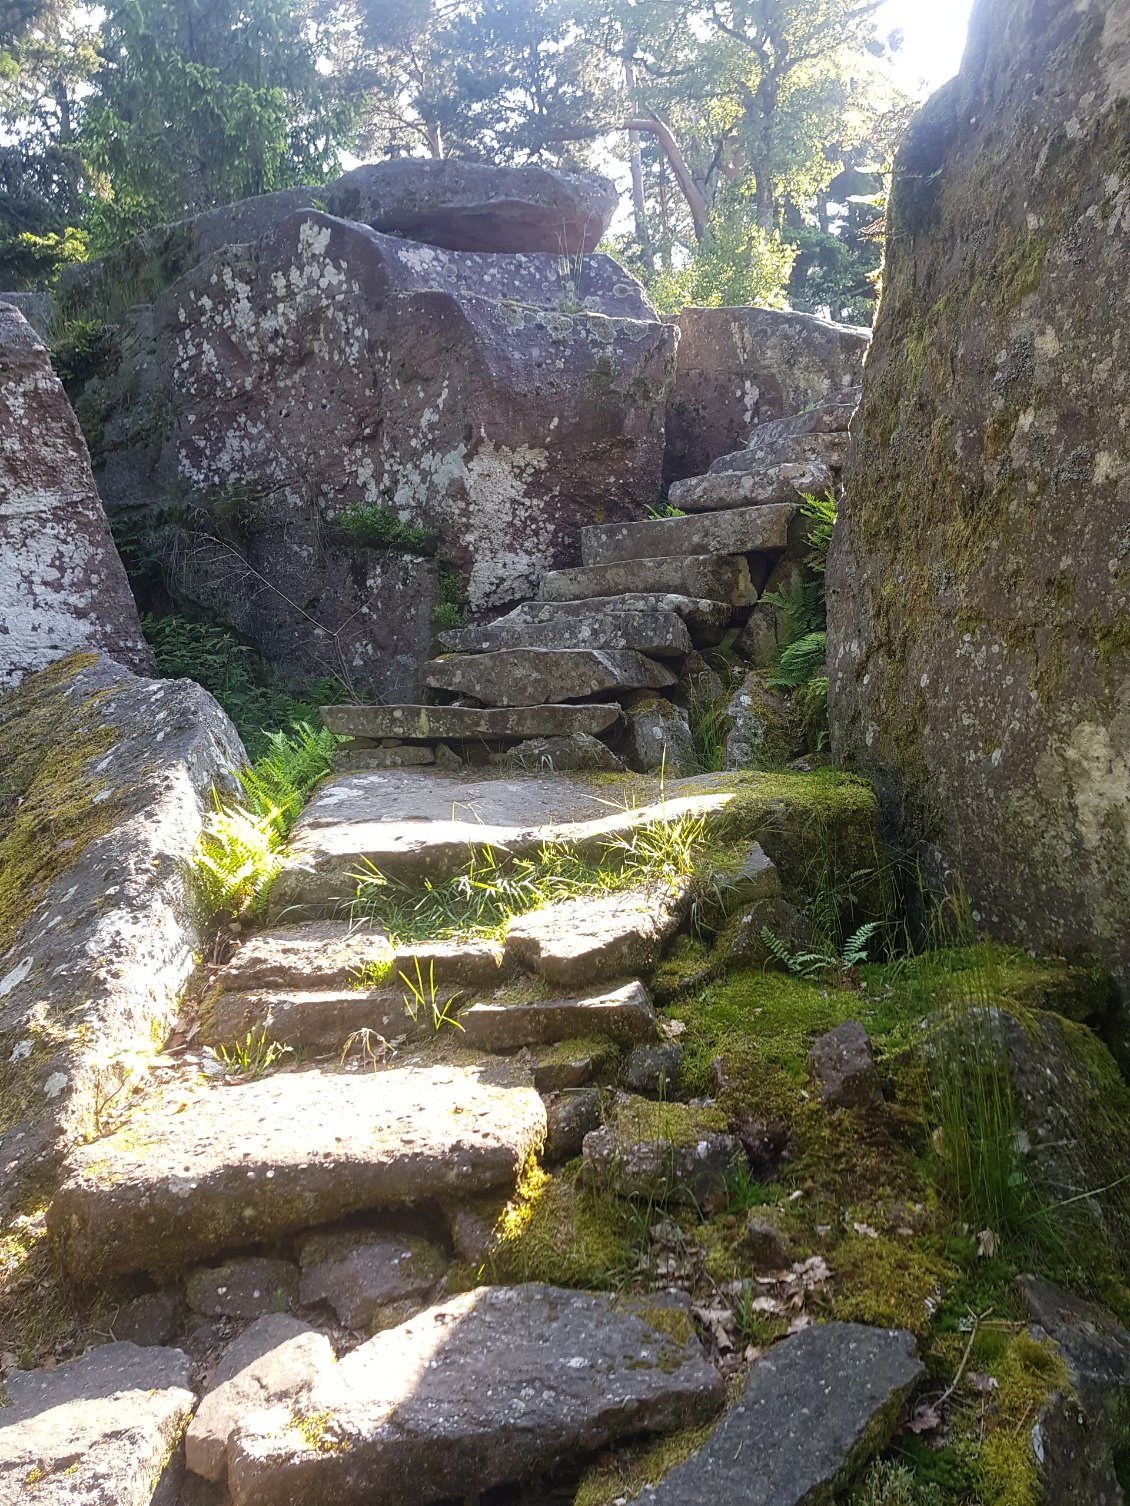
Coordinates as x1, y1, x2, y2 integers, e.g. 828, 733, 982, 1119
399, 957, 463, 1033
759, 918, 882, 981
208, 1028, 292, 1078
332, 504, 439, 555
434, 566, 466, 629
643, 211, 798, 315
768, 629, 827, 690
0, 224, 87, 287
799, 491, 836, 573
761, 577, 825, 644
48, 314, 116, 386
855, 1459, 944, 1506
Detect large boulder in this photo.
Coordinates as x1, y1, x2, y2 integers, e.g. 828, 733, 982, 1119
663, 307, 868, 483
828, 0, 1130, 990
75, 211, 674, 698
0, 654, 243, 1215
0, 304, 151, 691
326, 159, 618, 255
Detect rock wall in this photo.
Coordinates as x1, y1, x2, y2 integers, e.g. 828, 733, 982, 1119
827, 0, 1130, 990
65, 171, 672, 700
0, 304, 152, 691
663, 306, 869, 483
0, 653, 243, 1214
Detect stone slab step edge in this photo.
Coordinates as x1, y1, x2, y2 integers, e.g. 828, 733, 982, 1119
581, 504, 799, 568
539, 554, 758, 607
460, 980, 657, 1050
321, 702, 624, 742
422, 648, 677, 708
437, 608, 692, 659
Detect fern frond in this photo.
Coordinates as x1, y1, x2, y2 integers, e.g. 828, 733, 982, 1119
769, 630, 827, 689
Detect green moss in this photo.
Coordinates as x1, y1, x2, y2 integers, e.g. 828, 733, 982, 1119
651, 934, 714, 1004
830, 1234, 954, 1339
1002, 234, 1049, 309
574, 1383, 736, 1506
484, 1164, 637, 1289
607, 1096, 729, 1148
976, 1333, 1070, 1506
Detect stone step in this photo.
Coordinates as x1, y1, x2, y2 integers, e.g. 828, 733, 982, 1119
709, 429, 847, 476
0, 1343, 196, 1506
321, 702, 623, 742
47, 1063, 545, 1280
438, 607, 691, 658
582, 504, 798, 570
640, 1322, 922, 1505
224, 1284, 725, 1506
422, 648, 676, 707
668, 461, 832, 513
200, 984, 464, 1051
504, 881, 690, 989
460, 980, 658, 1050
494, 592, 732, 644
215, 922, 506, 992
269, 769, 736, 915
540, 553, 757, 606
729, 394, 859, 473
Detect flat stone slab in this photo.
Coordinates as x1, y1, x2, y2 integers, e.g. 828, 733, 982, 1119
540, 554, 757, 606
226, 1285, 725, 1506
0, 1342, 195, 1505
217, 923, 505, 992
581, 505, 798, 568
321, 702, 623, 742
187, 1256, 300, 1319
495, 593, 731, 643
710, 431, 847, 476
187, 1314, 332, 1483
200, 985, 460, 1051
504, 884, 690, 988
712, 397, 857, 475
270, 770, 735, 911
438, 610, 691, 659
298, 1230, 447, 1328
459, 980, 658, 1050
333, 744, 435, 772
423, 649, 676, 707
640, 1323, 923, 1505
47, 1063, 546, 1279
667, 463, 831, 514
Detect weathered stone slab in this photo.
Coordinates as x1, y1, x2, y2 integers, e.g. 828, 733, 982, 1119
186, 1256, 299, 1320
47, 1063, 546, 1279
544, 1088, 604, 1161
225, 1285, 725, 1506
423, 649, 676, 707
709, 396, 857, 474
200, 985, 457, 1051
531, 1037, 620, 1092
640, 1323, 922, 1504
0, 304, 151, 691
496, 593, 732, 644
710, 431, 848, 477
504, 884, 690, 988
321, 702, 623, 742
540, 555, 757, 606
270, 770, 735, 912
0, 655, 243, 1218
187, 1315, 332, 1483
664, 305, 869, 483
326, 159, 618, 256
460, 981, 658, 1050
439, 609, 691, 658
332, 744, 435, 773
492, 733, 626, 773
623, 699, 696, 777
298, 1230, 447, 1328
667, 464, 832, 514
582, 1097, 738, 1205
0, 1342, 195, 1505
582, 505, 798, 568
216, 922, 395, 992
623, 1042, 683, 1097
1017, 1274, 1130, 1392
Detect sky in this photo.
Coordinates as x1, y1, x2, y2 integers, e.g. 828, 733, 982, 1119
878, 0, 977, 98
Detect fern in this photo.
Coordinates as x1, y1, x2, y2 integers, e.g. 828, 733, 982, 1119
769, 629, 827, 690
759, 919, 882, 981
798, 491, 836, 574
760, 577, 825, 644
841, 920, 883, 970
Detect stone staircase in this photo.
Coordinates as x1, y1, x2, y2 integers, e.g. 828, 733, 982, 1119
322, 392, 858, 772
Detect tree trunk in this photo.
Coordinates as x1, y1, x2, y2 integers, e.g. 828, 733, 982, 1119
622, 57, 653, 271
625, 115, 709, 241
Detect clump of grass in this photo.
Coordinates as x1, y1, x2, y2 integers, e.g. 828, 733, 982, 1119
209, 1028, 292, 1078
400, 958, 463, 1033
433, 566, 466, 629
333, 504, 439, 554
351, 811, 706, 943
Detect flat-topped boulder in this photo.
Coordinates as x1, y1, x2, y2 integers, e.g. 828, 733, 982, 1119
225, 1285, 725, 1506
0, 1342, 195, 1506
582, 505, 798, 568
540, 554, 758, 606
322, 702, 623, 742
667, 463, 832, 513
423, 648, 677, 706
640, 1323, 923, 1505
495, 593, 731, 644
47, 1063, 546, 1279
269, 769, 739, 911
505, 885, 690, 988
709, 432, 848, 477
459, 980, 659, 1049
438, 608, 691, 658
326, 159, 618, 256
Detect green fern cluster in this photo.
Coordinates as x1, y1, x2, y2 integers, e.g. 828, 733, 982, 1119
759, 919, 882, 981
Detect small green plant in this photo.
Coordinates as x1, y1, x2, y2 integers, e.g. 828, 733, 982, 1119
798, 490, 836, 573
433, 566, 466, 629
333, 504, 439, 554
687, 679, 730, 775
723, 1154, 781, 1214
856, 1460, 944, 1506
400, 958, 463, 1032
645, 501, 686, 519
209, 1029, 292, 1078
49, 316, 119, 388
759, 919, 882, 981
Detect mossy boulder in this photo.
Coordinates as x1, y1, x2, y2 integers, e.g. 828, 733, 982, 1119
829, 0, 1130, 993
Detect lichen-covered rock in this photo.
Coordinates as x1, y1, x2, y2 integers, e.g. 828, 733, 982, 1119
724, 670, 805, 769
423, 647, 677, 706
0, 304, 150, 690
326, 159, 618, 255
186, 1257, 300, 1320
623, 699, 696, 776
504, 883, 691, 988
297, 1229, 447, 1329
806, 1021, 883, 1111
75, 210, 673, 698
581, 502, 799, 566
664, 307, 869, 483
459, 981, 659, 1050
582, 1095, 739, 1204
828, 0, 1130, 990
493, 733, 626, 773
0, 654, 243, 1216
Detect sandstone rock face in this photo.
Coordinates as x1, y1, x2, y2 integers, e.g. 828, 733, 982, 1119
0, 654, 243, 1216
0, 305, 150, 691
828, 0, 1130, 989
664, 307, 869, 482
326, 159, 618, 255
0, 1342, 195, 1506
77, 209, 673, 699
